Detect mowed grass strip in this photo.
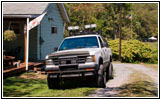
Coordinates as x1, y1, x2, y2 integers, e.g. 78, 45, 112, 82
144, 42, 158, 48
3, 74, 97, 97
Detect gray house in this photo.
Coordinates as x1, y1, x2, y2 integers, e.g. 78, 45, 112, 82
3, 3, 70, 61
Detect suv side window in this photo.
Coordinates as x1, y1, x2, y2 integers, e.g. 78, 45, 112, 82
98, 37, 103, 48
102, 37, 109, 48
106, 42, 109, 47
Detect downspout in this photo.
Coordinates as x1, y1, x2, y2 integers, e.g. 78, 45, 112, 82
63, 22, 66, 37
40, 22, 42, 60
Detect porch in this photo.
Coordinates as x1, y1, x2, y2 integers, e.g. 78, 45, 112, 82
3, 18, 44, 78
3, 18, 38, 62
3, 62, 45, 78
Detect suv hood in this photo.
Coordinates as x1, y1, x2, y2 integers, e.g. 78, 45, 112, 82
49, 48, 100, 57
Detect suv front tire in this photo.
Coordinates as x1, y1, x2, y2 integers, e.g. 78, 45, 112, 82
47, 74, 60, 89
97, 64, 106, 88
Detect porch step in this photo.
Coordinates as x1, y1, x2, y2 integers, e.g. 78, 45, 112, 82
37, 71, 46, 75
33, 62, 46, 74
3, 63, 33, 78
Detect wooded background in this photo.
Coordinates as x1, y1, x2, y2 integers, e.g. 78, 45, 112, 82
64, 3, 158, 41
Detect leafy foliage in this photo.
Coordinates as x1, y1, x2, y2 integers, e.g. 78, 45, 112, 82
133, 3, 158, 39
108, 39, 158, 63
64, 3, 158, 40
4, 30, 17, 42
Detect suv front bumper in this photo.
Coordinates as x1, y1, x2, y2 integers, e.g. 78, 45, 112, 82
45, 62, 99, 78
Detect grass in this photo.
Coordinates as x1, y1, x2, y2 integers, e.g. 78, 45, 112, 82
3, 63, 158, 97
3, 73, 97, 97
145, 42, 158, 48
119, 81, 158, 97
118, 69, 158, 97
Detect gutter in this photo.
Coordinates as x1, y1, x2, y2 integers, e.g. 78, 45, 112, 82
3, 14, 39, 18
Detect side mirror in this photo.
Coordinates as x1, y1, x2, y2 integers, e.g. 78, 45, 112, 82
54, 47, 58, 52
103, 42, 108, 47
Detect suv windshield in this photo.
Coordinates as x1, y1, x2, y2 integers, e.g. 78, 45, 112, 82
58, 36, 99, 51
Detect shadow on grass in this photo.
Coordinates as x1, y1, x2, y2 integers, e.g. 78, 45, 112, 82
3, 76, 97, 97
4, 75, 158, 97
119, 81, 158, 97
89, 81, 158, 97
59, 77, 97, 90
3, 76, 47, 97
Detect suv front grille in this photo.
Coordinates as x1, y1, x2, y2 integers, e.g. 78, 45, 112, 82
53, 58, 59, 65
77, 56, 86, 64
50, 55, 87, 65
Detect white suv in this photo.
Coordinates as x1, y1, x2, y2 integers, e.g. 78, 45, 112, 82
45, 34, 113, 89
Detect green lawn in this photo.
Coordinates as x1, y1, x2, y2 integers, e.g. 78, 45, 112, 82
3, 73, 97, 97
145, 42, 158, 48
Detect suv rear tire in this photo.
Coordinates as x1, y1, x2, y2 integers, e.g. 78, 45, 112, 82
109, 63, 114, 79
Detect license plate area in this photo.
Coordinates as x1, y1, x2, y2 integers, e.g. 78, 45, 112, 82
59, 65, 78, 71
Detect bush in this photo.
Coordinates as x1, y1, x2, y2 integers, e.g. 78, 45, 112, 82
108, 39, 158, 64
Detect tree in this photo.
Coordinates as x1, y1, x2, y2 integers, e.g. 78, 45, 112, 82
64, 3, 158, 40
133, 3, 158, 39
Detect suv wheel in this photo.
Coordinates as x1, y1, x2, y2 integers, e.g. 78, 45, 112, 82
97, 64, 106, 88
47, 74, 60, 89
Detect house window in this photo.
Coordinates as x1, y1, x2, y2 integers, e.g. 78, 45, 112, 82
10, 23, 20, 34
52, 26, 57, 34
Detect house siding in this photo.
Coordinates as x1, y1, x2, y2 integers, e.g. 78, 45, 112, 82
37, 3, 64, 60
29, 26, 37, 61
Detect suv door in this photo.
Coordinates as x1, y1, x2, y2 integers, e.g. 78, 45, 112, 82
102, 37, 111, 62
98, 36, 107, 64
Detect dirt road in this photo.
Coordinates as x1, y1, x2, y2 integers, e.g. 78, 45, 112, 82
89, 63, 158, 97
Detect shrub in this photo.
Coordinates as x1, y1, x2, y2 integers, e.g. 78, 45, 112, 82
108, 39, 158, 64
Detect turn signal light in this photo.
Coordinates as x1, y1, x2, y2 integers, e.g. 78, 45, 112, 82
93, 56, 95, 62
85, 68, 94, 71
47, 71, 54, 73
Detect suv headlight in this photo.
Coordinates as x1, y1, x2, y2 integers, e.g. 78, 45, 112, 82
45, 59, 53, 65
45, 55, 49, 59
86, 55, 95, 62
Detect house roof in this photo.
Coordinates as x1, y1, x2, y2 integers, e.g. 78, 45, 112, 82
3, 3, 70, 23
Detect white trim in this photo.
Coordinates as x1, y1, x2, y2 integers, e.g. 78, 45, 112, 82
26, 18, 29, 71
61, 3, 70, 23
57, 3, 70, 23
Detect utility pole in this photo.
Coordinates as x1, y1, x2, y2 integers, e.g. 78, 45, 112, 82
119, 3, 122, 61
131, 14, 132, 39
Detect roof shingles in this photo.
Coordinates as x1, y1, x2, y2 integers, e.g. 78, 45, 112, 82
3, 3, 48, 15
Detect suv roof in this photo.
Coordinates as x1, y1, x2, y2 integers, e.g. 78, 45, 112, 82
65, 34, 100, 39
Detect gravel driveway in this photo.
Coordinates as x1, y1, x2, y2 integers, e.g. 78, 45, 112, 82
89, 63, 158, 97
